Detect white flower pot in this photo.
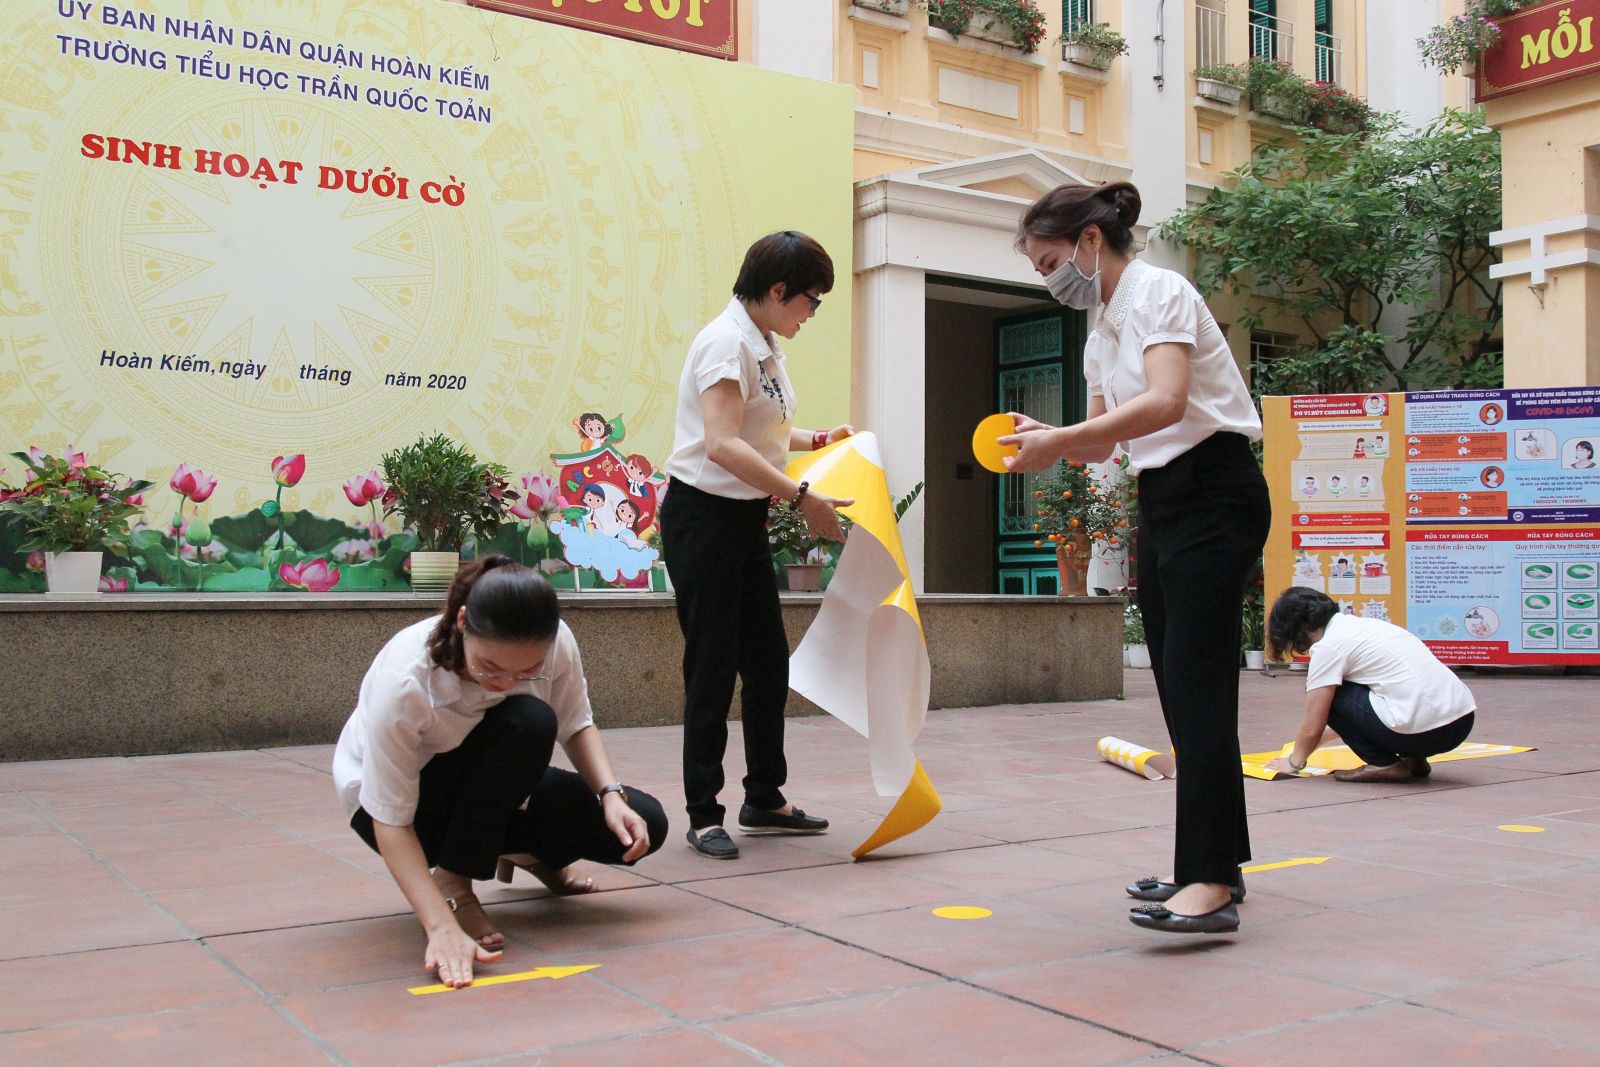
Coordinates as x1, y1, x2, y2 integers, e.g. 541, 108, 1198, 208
45, 550, 103, 594
852, 0, 909, 14
964, 11, 1017, 47
1244, 649, 1266, 670
1254, 91, 1306, 122
410, 550, 461, 595
1126, 643, 1151, 669
1196, 77, 1244, 105
1063, 41, 1112, 70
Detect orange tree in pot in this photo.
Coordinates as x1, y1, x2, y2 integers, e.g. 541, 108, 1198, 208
1030, 455, 1135, 596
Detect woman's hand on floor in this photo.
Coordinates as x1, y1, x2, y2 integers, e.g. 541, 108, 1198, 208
424, 924, 502, 988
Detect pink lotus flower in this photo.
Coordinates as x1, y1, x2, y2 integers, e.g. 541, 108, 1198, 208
24, 550, 46, 572
511, 471, 559, 521
98, 574, 129, 593
169, 463, 218, 503
279, 557, 340, 592
342, 469, 384, 507
329, 538, 378, 564
271, 453, 306, 487
365, 520, 386, 541
27, 444, 86, 470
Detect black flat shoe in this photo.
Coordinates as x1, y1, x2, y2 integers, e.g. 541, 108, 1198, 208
1129, 900, 1240, 934
738, 803, 828, 835
686, 826, 740, 859
1126, 875, 1246, 903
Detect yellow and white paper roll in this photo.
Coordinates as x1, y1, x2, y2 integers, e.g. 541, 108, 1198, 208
786, 433, 941, 858
1098, 736, 1176, 780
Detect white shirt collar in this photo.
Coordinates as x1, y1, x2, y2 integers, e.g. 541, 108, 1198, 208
1096, 258, 1152, 337
727, 297, 783, 363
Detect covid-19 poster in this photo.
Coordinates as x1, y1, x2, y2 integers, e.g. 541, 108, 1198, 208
1264, 388, 1600, 666
0, 0, 854, 591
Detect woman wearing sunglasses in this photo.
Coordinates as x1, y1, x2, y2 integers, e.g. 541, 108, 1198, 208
333, 556, 667, 988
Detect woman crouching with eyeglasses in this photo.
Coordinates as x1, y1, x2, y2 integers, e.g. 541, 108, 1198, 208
332, 555, 667, 987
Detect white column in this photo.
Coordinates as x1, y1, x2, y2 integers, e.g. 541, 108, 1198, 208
753, 0, 834, 82
1125, 0, 1189, 271
854, 263, 928, 589
1364, 2, 1442, 125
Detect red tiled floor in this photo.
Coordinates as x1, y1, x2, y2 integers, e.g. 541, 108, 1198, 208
713, 981, 1158, 1066
2, 670, 1597, 1064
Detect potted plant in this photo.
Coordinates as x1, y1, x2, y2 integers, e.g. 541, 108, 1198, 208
1241, 558, 1267, 669
1123, 601, 1149, 668
1193, 61, 1248, 105
766, 497, 838, 592
1031, 459, 1133, 596
379, 433, 517, 594
1061, 22, 1128, 70
853, 0, 911, 15
1306, 81, 1374, 134
921, 0, 1047, 53
0, 447, 151, 594
1245, 58, 1312, 122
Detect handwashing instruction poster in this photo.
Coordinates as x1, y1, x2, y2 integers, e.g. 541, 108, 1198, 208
1264, 388, 1600, 666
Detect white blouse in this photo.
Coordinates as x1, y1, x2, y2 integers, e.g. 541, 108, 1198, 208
331, 618, 595, 825
1305, 613, 1476, 733
664, 297, 795, 500
1083, 259, 1261, 474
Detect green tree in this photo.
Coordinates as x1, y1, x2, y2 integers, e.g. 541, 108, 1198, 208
1159, 110, 1503, 395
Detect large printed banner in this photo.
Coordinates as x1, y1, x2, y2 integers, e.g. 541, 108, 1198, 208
0, 0, 853, 591
1264, 388, 1600, 666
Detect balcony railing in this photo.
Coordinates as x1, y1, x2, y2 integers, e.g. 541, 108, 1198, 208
1196, 0, 1227, 70
1315, 34, 1342, 85
1248, 11, 1294, 64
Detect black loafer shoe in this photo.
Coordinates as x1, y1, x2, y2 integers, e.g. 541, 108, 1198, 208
737, 803, 828, 835
686, 826, 740, 859
1129, 900, 1240, 934
1126, 875, 1246, 904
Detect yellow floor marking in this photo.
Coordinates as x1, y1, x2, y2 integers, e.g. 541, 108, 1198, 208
1498, 824, 1546, 833
408, 964, 598, 996
932, 906, 992, 920
1241, 856, 1331, 874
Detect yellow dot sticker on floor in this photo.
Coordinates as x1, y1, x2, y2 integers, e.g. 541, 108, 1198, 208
1498, 824, 1545, 833
932, 906, 992, 920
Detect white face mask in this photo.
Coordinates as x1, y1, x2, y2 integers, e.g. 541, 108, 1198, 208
1044, 238, 1100, 310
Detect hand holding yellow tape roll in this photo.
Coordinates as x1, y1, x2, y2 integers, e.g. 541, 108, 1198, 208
786, 432, 941, 858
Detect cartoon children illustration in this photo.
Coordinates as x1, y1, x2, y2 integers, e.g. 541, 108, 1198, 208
621, 454, 654, 497
1372, 434, 1388, 457
1363, 394, 1387, 417
614, 498, 646, 549
579, 482, 608, 533
1329, 474, 1345, 497
1353, 437, 1367, 459
1302, 475, 1318, 497
1358, 475, 1372, 497
576, 412, 613, 450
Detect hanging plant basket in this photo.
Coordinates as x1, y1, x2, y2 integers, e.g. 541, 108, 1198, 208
1254, 90, 1308, 122
1063, 41, 1113, 70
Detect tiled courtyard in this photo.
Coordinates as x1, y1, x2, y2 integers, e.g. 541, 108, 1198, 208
2, 668, 1597, 1065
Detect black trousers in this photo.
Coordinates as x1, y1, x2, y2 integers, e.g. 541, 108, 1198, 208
660, 477, 789, 829
1329, 683, 1476, 767
1137, 432, 1272, 886
351, 695, 668, 877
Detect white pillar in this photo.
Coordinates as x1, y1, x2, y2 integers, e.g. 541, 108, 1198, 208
1364, 2, 1443, 125
1125, 0, 1189, 272
854, 263, 927, 589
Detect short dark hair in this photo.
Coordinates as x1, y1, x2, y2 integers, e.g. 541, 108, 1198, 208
429, 556, 561, 673
732, 231, 834, 303
1016, 181, 1142, 255
1265, 587, 1338, 663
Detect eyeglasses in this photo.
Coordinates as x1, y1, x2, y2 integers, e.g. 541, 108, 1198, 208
802, 293, 822, 312
467, 664, 547, 683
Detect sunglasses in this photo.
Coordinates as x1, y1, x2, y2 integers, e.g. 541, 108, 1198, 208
801, 292, 821, 312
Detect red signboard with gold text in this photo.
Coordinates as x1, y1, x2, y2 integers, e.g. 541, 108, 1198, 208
468, 0, 737, 60
1477, 0, 1600, 100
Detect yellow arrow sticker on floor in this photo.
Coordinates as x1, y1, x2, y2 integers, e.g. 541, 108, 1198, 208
1241, 856, 1331, 874
408, 964, 598, 996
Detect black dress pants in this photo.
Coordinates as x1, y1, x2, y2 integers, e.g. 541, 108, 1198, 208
1136, 432, 1272, 886
1328, 682, 1476, 768
660, 477, 790, 830
351, 695, 668, 876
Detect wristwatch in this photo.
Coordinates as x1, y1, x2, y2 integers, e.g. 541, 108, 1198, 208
596, 782, 627, 805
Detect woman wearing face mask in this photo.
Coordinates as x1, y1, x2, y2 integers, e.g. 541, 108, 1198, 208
333, 557, 668, 987
1003, 181, 1270, 935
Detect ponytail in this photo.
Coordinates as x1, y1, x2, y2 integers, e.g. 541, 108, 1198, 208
428, 555, 560, 672
1016, 180, 1142, 254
